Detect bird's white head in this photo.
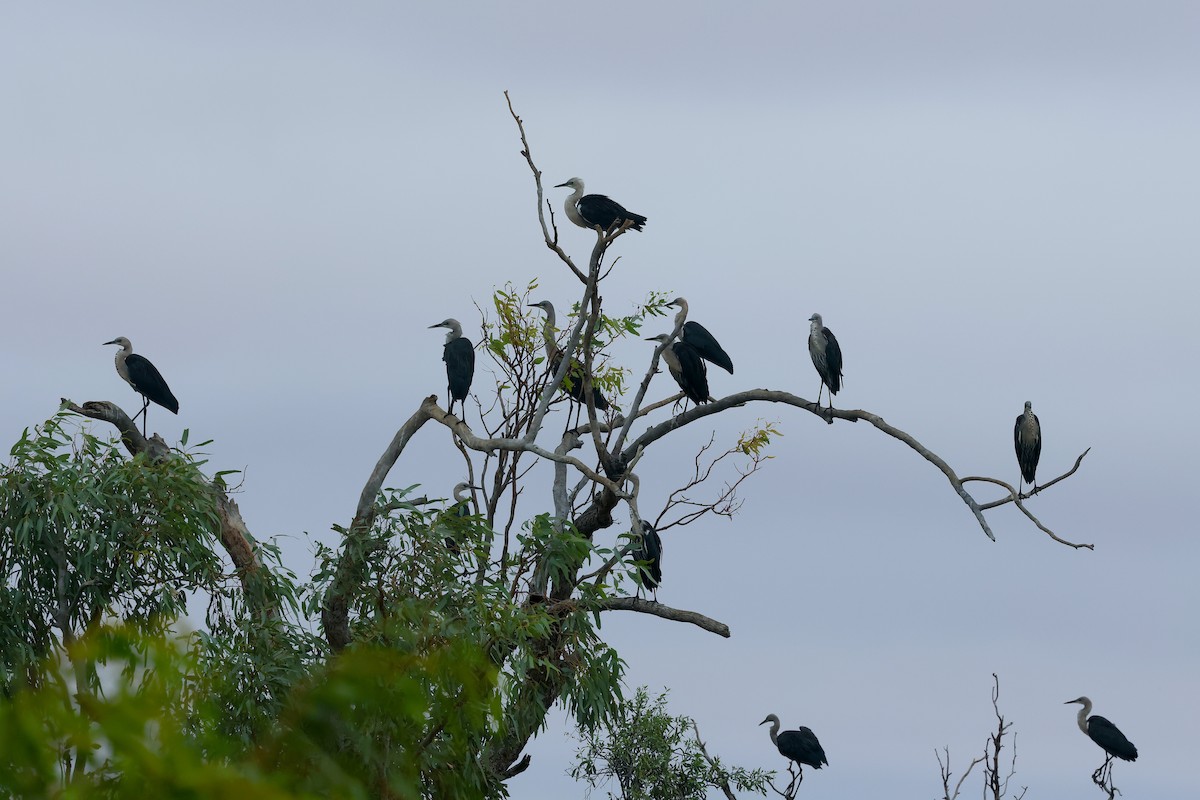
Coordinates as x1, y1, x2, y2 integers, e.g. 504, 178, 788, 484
452, 481, 481, 500
527, 300, 554, 314
1024, 401, 1033, 413
758, 714, 780, 727
103, 337, 132, 351
646, 333, 672, 345
808, 314, 824, 332
668, 297, 688, 310
429, 318, 463, 343
1064, 696, 1091, 707
555, 177, 584, 191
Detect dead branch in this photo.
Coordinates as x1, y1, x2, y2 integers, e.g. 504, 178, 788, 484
969, 447, 1092, 509
596, 597, 730, 637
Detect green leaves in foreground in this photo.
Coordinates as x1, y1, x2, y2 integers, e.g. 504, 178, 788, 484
0, 625, 500, 800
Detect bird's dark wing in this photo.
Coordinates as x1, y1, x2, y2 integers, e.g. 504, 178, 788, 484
777, 728, 828, 769
1088, 715, 1137, 761
630, 525, 662, 589
578, 193, 647, 232
1013, 414, 1041, 484
444, 338, 476, 401
672, 342, 710, 404
822, 328, 843, 394
551, 353, 611, 410
682, 321, 734, 373
125, 354, 179, 413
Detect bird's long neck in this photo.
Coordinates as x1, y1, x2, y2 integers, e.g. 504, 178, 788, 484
673, 301, 688, 330
445, 329, 460, 345
661, 343, 682, 376
1076, 702, 1091, 734
113, 347, 132, 384
539, 311, 557, 354
768, 718, 780, 745
563, 186, 587, 228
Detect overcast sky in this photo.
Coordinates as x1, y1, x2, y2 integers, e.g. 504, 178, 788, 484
3, 2, 1198, 797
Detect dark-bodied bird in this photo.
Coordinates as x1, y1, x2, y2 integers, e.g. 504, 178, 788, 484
528, 301, 611, 423
1065, 697, 1138, 762
103, 337, 179, 436
555, 177, 646, 232
442, 481, 480, 555
629, 522, 662, 601
647, 334, 711, 407
429, 318, 474, 419
807, 313, 843, 409
760, 714, 828, 772
1014, 401, 1042, 495
669, 297, 733, 374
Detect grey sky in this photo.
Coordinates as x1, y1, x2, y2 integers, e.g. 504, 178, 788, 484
3, 2, 1197, 797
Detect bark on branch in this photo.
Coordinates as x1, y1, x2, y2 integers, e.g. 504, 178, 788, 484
61, 399, 278, 619
598, 597, 730, 637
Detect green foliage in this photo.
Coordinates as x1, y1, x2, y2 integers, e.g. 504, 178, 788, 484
0, 414, 226, 691
0, 625, 500, 799
572, 687, 771, 800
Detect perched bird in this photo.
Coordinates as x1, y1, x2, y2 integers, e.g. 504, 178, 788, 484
807, 313, 843, 409
1014, 401, 1042, 494
103, 337, 179, 436
760, 714, 828, 772
528, 300, 611, 421
1065, 697, 1138, 762
429, 319, 474, 418
669, 297, 733, 374
442, 481, 480, 555
629, 523, 662, 600
647, 334, 711, 407
555, 177, 646, 232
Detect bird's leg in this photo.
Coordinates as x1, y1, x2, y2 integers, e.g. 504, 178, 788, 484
815, 381, 825, 409
137, 397, 150, 437
1091, 755, 1116, 798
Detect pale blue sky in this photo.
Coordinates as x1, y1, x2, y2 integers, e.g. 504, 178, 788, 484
2, 3, 1197, 797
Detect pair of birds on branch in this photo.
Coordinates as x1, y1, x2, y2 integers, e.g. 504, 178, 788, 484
758, 696, 1138, 784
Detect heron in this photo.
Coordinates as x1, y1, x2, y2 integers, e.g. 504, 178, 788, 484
647, 334, 711, 407
555, 177, 646, 232
759, 714, 828, 773
528, 301, 611, 425
1065, 697, 1138, 763
629, 522, 662, 601
429, 319, 474, 419
669, 297, 733, 374
1014, 401, 1041, 495
443, 481, 481, 555
807, 313, 843, 409
103, 337, 179, 436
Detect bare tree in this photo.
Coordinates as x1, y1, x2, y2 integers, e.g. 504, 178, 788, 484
936, 674, 1027, 800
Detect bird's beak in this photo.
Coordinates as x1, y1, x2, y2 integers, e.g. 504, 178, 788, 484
102, 339, 118, 346
427, 323, 443, 329
554, 181, 569, 188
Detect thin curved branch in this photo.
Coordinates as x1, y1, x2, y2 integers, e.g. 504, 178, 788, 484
505, 90, 584, 282
597, 597, 730, 637
622, 390, 999, 541
969, 448, 1092, 510
956, 476, 1093, 549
